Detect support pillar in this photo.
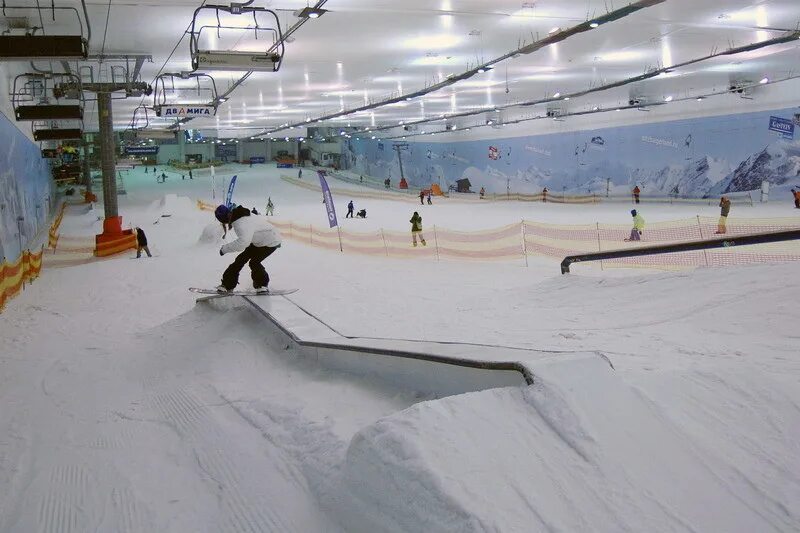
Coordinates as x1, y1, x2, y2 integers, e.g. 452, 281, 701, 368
178, 129, 186, 164
97, 92, 121, 234
82, 140, 92, 194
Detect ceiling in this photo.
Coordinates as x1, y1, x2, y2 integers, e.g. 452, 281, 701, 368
3, 0, 800, 139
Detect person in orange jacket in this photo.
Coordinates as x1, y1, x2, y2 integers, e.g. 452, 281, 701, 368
715, 196, 731, 234
632, 185, 641, 204
793, 188, 800, 208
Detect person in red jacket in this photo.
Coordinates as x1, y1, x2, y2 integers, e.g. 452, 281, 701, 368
793, 188, 800, 208
632, 185, 641, 204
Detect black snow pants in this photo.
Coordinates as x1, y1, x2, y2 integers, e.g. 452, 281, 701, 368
221, 244, 278, 290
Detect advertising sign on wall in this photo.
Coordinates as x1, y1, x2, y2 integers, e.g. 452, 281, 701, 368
124, 146, 160, 155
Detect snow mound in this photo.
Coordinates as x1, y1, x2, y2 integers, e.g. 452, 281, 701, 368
198, 222, 224, 244
340, 355, 793, 532
147, 194, 195, 217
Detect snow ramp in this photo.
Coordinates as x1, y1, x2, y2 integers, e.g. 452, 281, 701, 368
337, 354, 793, 533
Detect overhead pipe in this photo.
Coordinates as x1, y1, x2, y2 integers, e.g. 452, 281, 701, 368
257, 0, 667, 136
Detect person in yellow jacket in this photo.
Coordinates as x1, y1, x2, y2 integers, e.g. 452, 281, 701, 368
410, 211, 426, 247
625, 209, 645, 241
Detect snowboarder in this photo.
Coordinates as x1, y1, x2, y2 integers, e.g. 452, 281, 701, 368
356, 209, 367, 219
266, 197, 274, 216
793, 188, 800, 209
715, 196, 731, 234
134, 227, 152, 258
427, 192, 432, 205
298, 168, 303, 179
480, 187, 485, 199
145, 167, 148, 174
189, 169, 193, 180
632, 185, 641, 204
419, 190, 425, 205
346, 200, 355, 218
410, 211, 426, 247
625, 209, 645, 241
542, 187, 548, 203
153, 167, 157, 174
214, 204, 282, 294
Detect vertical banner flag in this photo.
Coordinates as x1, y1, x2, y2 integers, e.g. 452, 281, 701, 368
225, 174, 238, 207
210, 165, 216, 200
318, 170, 338, 228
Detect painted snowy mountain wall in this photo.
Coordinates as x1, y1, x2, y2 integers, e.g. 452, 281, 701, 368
346, 107, 800, 198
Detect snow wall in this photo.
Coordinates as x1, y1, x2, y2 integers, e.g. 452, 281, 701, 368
344, 106, 800, 199
0, 111, 55, 263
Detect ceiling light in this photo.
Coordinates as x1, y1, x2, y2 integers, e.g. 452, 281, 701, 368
592, 106, 599, 111
285, 137, 289, 141
486, 119, 494, 125
552, 92, 561, 98
590, 21, 599, 28
549, 27, 561, 34
664, 95, 673, 102
477, 66, 493, 74
306, 118, 311, 122
759, 77, 769, 84
371, 135, 376, 139
564, 97, 570, 101
296, 6, 328, 19
696, 96, 706, 101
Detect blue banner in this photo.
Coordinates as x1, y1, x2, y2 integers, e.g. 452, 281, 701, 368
225, 175, 238, 207
318, 171, 338, 228
277, 162, 294, 168
249, 156, 266, 164
769, 116, 794, 139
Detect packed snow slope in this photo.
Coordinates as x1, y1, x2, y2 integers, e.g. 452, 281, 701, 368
0, 163, 798, 532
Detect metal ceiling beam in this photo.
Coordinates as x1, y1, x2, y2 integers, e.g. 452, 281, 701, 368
258, 0, 667, 137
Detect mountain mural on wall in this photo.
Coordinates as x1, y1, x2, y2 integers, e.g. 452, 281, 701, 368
345, 107, 800, 198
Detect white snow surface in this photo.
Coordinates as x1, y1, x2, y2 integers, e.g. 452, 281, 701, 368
0, 163, 798, 532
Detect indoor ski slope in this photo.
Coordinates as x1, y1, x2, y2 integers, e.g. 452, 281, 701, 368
0, 163, 798, 532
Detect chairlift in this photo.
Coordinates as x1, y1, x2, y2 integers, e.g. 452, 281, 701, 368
188, 4, 284, 72
12, 73, 84, 121
153, 72, 218, 118
0, 3, 89, 59
122, 106, 177, 142
31, 121, 83, 141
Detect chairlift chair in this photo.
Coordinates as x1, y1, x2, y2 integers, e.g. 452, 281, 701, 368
0, 3, 89, 59
12, 73, 84, 121
188, 4, 284, 72
32, 119, 83, 141
152, 72, 218, 118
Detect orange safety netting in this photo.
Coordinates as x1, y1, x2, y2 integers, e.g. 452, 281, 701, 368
0, 247, 44, 313
197, 199, 800, 270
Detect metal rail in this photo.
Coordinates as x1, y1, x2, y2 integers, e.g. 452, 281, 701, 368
561, 229, 800, 274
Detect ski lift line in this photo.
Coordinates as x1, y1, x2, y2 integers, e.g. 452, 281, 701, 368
256, 0, 664, 137
368, 29, 800, 136
379, 72, 800, 142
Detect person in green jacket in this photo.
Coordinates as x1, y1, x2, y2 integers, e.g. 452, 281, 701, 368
410, 211, 427, 247
625, 209, 645, 241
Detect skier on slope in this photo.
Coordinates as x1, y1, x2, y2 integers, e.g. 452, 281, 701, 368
265, 197, 274, 216
214, 204, 282, 294
410, 211, 427, 247
624, 209, 645, 241
346, 200, 355, 218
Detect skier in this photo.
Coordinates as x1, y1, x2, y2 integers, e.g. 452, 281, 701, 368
356, 209, 367, 219
266, 197, 274, 216
214, 204, 282, 294
298, 168, 303, 179
189, 169, 193, 180
410, 211, 426, 247
715, 196, 731, 234
346, 200, 355, 218
793, 188, 800, 208
427, 192, 432, 205
480, 187, 485, 199
134, 227, 152, 258
419, 190, 425, 205
625, 209, 645, 241
360, 175, 364, 183
145, 167, 148, 174
542, 187, 548, 203
632, 185, 641, 204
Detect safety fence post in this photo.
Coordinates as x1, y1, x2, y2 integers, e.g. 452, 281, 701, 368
433, 225, 440, 261
696, 215, 710, 267
380, 228, 389, 257
309, 224, 313, 245
596, 222, 604, 271
336, 226, 343, 252
520, 220, 528, 267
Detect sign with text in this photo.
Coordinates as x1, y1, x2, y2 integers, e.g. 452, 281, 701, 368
124, 146, 159, 155
249, 156, 266, 164
155, 105, 217, 118
769, 116, 794, 139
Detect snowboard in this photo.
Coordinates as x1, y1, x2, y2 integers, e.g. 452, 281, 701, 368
190, 287, 298, 297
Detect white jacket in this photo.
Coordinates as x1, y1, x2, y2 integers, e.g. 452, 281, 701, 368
221, 214, 282, 254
